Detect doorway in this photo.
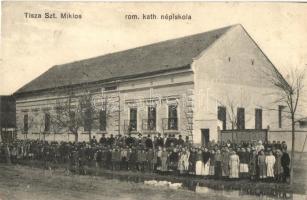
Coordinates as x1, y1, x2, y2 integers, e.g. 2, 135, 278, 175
201, 129, 210, 146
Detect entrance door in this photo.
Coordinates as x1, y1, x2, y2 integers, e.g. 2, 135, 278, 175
201, 129, 210, 146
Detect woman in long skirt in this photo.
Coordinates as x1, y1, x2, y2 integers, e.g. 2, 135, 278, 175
189, 148, 196, 175
161, 148, 169, 172
221, 148, 230, 178
178, 148, 190, 174
183, 150, 190, 172
214, 149, 222, 179
258, 150, 267, 179
202, 148, 210, 176
195, 148, 204, 175
249, 149, 257, 180
156, 146, 162, 171
265, 151, 276, 180
229, 151, 240, 179
209, 150, 215, 177
239, 148, 250, 178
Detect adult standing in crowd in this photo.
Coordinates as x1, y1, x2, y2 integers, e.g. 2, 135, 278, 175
125, 134, 135, 147
229, 150, 240, 179
161, 147, 169, 172
274, 149, 283, 182
202, 147, 210, 177
145, 135, 153, 149
281, 148, 290, 183
209, 149, 215, 177
249, 148, 257, 181
178, 148, 189, 174
265, 150, 276, 181
214, 149, 222, 179
195, 148, 204, 176
221, 148, 230, 179
239, 148, 249, 178
188, 147, 196, 175
258, 150, 266, 180
155, 133, 164, 148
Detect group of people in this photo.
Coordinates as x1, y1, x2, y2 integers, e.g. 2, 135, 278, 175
0, 133, 291, 183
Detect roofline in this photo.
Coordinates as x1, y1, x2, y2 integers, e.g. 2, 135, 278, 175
239, 25, 289, 88
13, 24, 238, 96
13, 65, 191, 97
48, 24, 237, 68
192, 24, 236, 61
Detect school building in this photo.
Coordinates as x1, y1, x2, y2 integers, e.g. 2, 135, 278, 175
13, 24, 307, 151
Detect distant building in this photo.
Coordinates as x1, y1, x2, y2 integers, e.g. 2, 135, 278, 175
13, 24, 305, 148
0, 95, 16, 143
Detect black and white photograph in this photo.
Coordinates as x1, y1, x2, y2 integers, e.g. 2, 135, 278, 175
0, 2, 307, 200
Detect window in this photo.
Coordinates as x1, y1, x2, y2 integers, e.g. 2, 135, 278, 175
168, 105, 178, 130
23, 114, 28, 133
255, 108, 262, 130
278, 105, 285, 128
44, 113, 50, 132
148, 107, 156, 130
237, 107, 245, 130
218, 106, 227, 130
129, 108, 137, 131
84, 108, 92, 131
99, 110, 107, 131
299, 121, 307, 128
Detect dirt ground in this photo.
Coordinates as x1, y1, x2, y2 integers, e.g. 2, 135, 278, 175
0, 164, 234, 200
0, 153, 306, 200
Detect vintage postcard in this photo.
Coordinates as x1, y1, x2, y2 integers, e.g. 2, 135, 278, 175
0, 2, 307, 200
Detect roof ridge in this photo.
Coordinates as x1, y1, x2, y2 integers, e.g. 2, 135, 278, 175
59, 24, 236, 67
14, 24, 238, 95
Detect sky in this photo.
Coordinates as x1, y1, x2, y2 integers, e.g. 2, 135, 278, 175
1, 2, 307, 95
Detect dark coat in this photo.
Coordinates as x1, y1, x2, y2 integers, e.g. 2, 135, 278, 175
145, 138, 153, 149
126, 137, 135, 147
202, 151, 210, 164
281, 152, 290, 176
155, 137, 164, 147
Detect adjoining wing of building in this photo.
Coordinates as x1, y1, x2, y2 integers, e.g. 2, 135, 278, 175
13, 24, 307, 149
0, 96, 16, 143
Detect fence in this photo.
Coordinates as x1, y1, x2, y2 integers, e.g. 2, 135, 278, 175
220, 129, 268, 143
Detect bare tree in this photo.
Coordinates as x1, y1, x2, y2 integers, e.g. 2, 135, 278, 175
51, 89, 88, 142
267, 66, 306, 184
218, 97, 238, 130
37, 114, 47, 141
79, 91, 99, 141
96, 90, 120, 135
216, 95, 252, 130
50, 85, 120, 142
50, 111, 62, 141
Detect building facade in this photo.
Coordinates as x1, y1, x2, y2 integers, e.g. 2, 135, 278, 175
14, 24, 305, 147
0, 95, 16, 143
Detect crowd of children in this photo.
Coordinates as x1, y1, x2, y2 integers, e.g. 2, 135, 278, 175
0, 133, 290, 183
